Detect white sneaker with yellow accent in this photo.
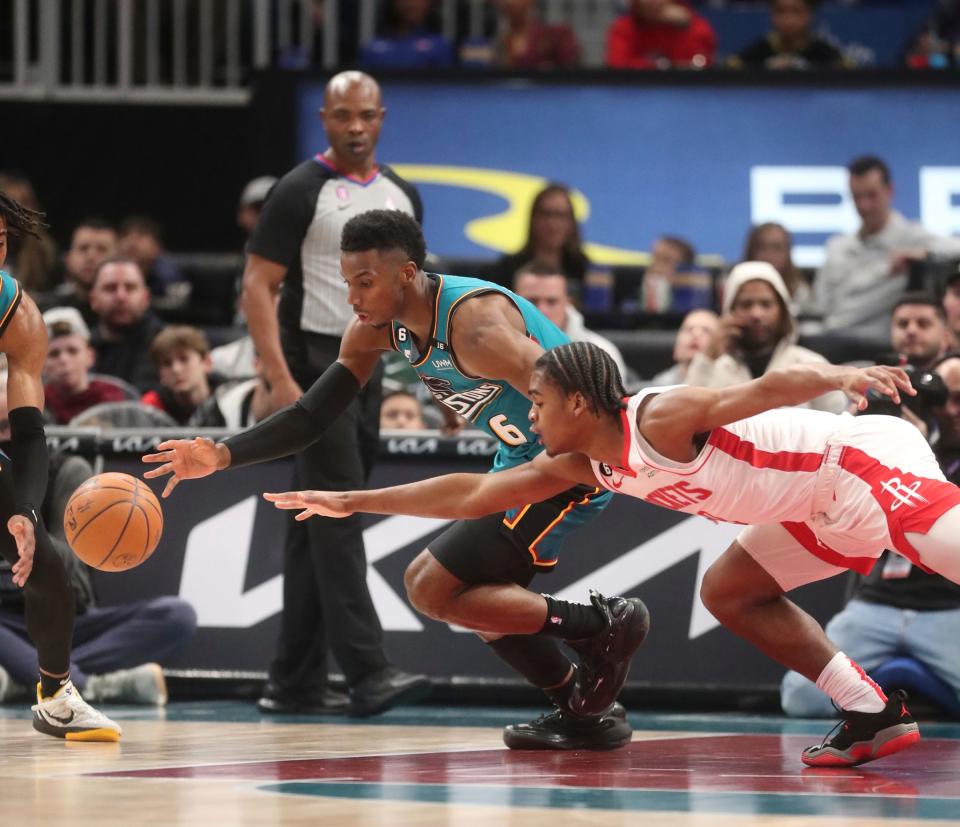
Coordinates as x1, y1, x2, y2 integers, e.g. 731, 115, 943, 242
31, 680, 122, 742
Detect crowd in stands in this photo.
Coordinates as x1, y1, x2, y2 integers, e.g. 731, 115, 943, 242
277, 0, 960, 73
3, 144, 960, 436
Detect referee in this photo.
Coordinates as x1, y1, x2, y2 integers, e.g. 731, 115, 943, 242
242, 71, 428, 715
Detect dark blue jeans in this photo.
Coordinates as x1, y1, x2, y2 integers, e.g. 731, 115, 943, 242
0, 596, 197, 691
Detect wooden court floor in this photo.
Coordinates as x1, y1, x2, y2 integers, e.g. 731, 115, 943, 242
2, 701, 959, 826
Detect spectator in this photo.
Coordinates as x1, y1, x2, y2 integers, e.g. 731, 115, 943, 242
606, 0, 716, 70
890, 293, 950, 374
642, 235, 696, 313
191, 358, 271, 429
0, 392, 197, 705
359, 0, 454, 70
780, 352, 960, 719
943, 265, 960, 351
0, 173, 57, 292
513, 262, 627, 378
488, 0, 580, 69
729, 0, 845, 71
816, 155, 960, 338
905, 0, 960, 69
742, 222, 814, 314
686, 260, 846, 412
649, 308, 719, 385
237, 176, 278, 239
42, 307, 130, 425
380, 389, 427, 430
50, 218, 117, 326
89, 257, 165, 391
491, 183, 590, 288
141, 325, 223, 425
118, 215, 188, 301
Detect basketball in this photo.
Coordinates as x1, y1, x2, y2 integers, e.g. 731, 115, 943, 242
63, 472, 164, 572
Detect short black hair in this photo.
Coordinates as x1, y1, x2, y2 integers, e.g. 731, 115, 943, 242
341, 210, 426, 269
848, 155, 891, 185
892, 291, 946, 321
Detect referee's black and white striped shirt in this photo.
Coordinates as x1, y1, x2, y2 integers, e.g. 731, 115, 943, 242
249, 153, 422, 344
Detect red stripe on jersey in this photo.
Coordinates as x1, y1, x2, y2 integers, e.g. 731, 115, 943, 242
708, 428, 824, 473
617, 406, 637, 477
781, 521, 878, 576
838, 446, 960, 571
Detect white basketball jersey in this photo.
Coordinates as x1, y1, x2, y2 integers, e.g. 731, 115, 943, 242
589, 388, 848, 525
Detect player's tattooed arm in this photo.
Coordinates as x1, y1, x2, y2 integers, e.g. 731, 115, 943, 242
448, 293, 544, 397
263, 452, 595, 521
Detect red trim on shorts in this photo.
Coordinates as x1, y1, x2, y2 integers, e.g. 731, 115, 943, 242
708, 428, 825, 473
780, 521, 878, 576
839, 446, 960, 572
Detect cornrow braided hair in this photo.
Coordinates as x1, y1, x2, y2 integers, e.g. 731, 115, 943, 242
534, 341, 627, 417
0, 191, 47, 239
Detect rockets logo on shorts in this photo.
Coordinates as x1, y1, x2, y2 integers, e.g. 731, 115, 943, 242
880, 477, 928, 511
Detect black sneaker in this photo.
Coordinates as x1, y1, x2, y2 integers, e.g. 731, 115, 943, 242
801, 690, 921, 767
257, 682, 351, 715
565, 591, 650, 718
504, 702, 630, 751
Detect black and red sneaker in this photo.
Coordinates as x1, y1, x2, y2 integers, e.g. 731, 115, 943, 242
801, 690, 921, 767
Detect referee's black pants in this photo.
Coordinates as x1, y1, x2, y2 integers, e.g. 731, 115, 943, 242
267, 341, 388, 691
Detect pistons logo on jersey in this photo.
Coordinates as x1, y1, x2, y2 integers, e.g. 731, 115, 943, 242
423, 376, 503, 422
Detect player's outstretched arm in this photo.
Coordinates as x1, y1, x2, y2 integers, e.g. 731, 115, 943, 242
264, 452, 595, 521
644, 363, 916, 447
143, 321, 387, 497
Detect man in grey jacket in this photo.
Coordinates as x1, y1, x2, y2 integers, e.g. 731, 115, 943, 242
816, 155, 960, 338
686, 261, 846, 413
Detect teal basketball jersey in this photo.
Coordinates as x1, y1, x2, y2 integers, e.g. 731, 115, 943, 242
390, 274, 566, 471
0, 271, 23, 338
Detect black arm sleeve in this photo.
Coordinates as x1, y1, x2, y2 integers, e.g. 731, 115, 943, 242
221, 361, 361, 469
9, 406, 49, 524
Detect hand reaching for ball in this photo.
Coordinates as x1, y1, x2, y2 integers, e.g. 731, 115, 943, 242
7, 514, 35, 587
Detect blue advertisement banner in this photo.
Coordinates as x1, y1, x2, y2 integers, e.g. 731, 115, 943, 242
297, 80, 960, 268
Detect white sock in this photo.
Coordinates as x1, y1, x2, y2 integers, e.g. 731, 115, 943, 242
815, 651, 886, 713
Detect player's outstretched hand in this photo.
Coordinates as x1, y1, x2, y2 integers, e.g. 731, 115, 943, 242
843, 365, 916, 411
263, 490, 355, 520
142, 437, 223, 498
8, 515, 35, 587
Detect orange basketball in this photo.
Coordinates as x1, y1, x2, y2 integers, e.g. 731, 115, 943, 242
63, 472, 164, 572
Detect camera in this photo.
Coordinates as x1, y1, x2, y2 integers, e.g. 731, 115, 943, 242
865, 356, 948, 419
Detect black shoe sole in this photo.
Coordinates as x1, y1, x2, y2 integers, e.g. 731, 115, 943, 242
503, 717, 632, 751
349, 677, 432, 717
256, 697, 351, 715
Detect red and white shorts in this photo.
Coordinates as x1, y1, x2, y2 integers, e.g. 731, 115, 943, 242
738, 415, 960, 592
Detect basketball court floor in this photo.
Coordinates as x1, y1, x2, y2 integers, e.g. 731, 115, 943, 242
3, 701, 960, 825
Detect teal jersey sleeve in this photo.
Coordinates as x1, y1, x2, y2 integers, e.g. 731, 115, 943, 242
0, 271, 23, 338
391, 274, 569, 470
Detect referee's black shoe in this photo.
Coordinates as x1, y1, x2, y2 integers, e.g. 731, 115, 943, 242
565, 591, 650, 718
257, 682, 351, 715
349, 667, 432, 717
503, 702, 630, 751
